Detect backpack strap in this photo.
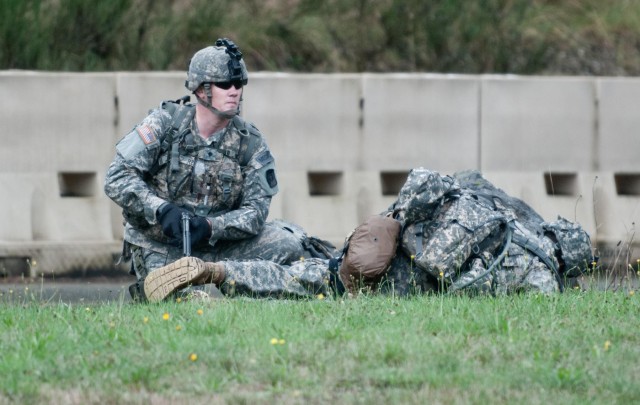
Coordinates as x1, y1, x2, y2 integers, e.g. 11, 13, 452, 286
449, 220, 565, 293
148, 96, 195, 176
413, 223, 424, 257
232, 115, 261, 166
164, 97, 195, 172
448, 223, 513, 294
509, 224, 564, 292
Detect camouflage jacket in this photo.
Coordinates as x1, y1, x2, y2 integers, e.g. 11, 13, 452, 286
104, 102, 278, 255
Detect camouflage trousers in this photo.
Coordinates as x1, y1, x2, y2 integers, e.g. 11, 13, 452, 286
131, 221, 333, 298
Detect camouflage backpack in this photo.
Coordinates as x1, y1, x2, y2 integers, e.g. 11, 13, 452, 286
542, 216, 593, 277
400, 191, 513, 282
392, 168, 513, 283
453, 171, 593, 280
392, 168, 461, 225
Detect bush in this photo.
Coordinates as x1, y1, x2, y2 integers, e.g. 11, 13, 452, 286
1, 0, 639, 75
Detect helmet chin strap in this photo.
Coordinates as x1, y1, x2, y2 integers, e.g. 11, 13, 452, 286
196, 83, 238, 120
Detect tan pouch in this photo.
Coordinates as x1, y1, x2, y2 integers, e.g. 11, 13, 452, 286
339, 215, 401, 291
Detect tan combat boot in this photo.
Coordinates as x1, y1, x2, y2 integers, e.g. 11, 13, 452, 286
143, 257, 225, 302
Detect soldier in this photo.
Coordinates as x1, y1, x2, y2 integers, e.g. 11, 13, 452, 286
105, 38, 337, 301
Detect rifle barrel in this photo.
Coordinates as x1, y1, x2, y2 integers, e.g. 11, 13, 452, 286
182, 212, 191, 257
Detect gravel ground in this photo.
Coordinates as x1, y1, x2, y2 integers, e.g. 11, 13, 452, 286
0, 277, 133, 304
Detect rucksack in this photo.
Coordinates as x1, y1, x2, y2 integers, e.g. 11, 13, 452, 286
448, 171, 565, 291
453, 171, 593, 281
400, 191, 513, 281
390, 168, 512, 283
386, 168, 592, 295
338, 215, 401, 292
453, 170, 546, 234
447, 220, 562, 294
542, 216, 593, 277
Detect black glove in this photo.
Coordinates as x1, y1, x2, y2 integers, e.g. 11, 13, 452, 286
157, 203, 187, 247
190, 216, 212, 247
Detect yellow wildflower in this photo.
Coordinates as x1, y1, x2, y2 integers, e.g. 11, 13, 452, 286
278, 339, 286, 345
630, 290, 635, 296
317, 293, 325, 300
604, 340, 611, 351
175, 325, 182, 331
189, 353, 198, 362
176, 297, 182, 303
143, 316, 149, 324
197, 309, 204, 315
162, 313, 170, 321
270, 338, 278, 345
410, 255, 415, 260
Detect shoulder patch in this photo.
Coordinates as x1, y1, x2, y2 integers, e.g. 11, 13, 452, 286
255, 150, 274, 167
137, 125, 158, 145
256, 160, 278, 196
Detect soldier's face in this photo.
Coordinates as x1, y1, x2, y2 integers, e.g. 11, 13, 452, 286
210, 82, 242, 113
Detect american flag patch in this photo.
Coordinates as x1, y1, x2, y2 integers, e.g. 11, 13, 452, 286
137, 125, 157, 145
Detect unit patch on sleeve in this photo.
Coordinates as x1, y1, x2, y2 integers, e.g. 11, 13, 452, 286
137, 125, 157, 145
255, 150, 274, 167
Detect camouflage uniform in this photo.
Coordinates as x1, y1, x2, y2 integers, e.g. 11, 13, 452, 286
104, 39, 337, 299
132, 246, 333, 299
105, 107, 284, 257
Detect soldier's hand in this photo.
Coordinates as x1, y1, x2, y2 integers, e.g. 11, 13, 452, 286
157, 203, 187, 247
190, 216, 212, 247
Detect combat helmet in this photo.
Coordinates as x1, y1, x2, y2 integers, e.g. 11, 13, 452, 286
185, 38, 248, 91
185, 38, 248, 119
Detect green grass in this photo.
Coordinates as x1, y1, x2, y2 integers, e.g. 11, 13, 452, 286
1, 290, 639, 404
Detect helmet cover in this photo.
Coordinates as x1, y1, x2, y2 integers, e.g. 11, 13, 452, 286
185, 38, 248, 91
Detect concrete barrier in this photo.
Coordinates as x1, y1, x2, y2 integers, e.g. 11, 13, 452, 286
0, 71, 638, 276
362, 73, 481, 172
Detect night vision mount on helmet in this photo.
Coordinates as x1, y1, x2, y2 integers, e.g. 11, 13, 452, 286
215, 38, 246, 84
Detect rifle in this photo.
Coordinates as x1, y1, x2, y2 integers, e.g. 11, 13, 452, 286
182, 212, 191, 257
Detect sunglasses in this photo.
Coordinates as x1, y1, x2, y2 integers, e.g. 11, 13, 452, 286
213, 80, 246, 90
